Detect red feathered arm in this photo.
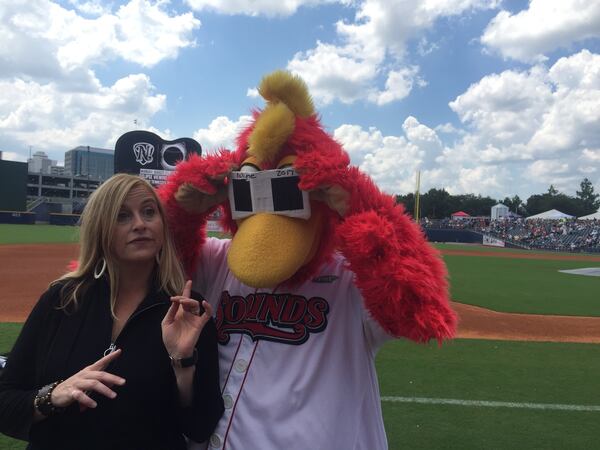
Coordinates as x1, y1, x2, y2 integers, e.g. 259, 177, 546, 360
298, 160, 456, 343
158, 151, 236, 276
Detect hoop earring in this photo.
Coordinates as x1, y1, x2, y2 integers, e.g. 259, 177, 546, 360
94, 258, 107, 279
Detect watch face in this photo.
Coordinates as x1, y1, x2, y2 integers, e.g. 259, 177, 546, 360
171, 349, 198, 368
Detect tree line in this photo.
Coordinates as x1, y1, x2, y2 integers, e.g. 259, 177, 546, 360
395, 178, 600, 219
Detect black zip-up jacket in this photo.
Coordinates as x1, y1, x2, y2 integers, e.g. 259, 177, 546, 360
0, 279, 224, 450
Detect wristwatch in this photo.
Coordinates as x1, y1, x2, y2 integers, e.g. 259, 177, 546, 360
170, 348, 198, 368
34, 381, 65, 416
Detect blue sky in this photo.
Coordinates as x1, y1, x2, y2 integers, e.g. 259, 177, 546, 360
1, 0, 600, 200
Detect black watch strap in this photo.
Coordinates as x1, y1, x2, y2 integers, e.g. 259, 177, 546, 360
170, 348, 198, 368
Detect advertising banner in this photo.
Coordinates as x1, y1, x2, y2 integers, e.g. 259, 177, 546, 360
483, 234, 505, 247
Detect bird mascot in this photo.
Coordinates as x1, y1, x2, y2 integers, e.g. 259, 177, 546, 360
159, 70, 456, 450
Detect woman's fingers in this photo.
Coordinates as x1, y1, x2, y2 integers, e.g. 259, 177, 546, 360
162, 299, 180, 325
86, 370, 126, 387
174, 297, 202, 314
170, 296, 209, 317
88, 348, 121, 371
182, 280, 192, 298
77, 379, 118, 400
201, 300, 213, 317
195, 301, 213, 328
51, 352, 126, 410
71, 389, 98, 409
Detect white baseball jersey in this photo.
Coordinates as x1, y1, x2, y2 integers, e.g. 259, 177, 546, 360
190, 237, 393, 450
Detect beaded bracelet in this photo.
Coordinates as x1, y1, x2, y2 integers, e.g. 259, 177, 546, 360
34, 380, 66, 416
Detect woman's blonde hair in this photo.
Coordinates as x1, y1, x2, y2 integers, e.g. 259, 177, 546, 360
56, 173, 185, 316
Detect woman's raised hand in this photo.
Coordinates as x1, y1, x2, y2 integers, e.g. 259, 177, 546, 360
51, 349, 125, 410
161, 280, 213, 363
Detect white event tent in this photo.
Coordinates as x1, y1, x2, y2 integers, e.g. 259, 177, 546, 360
525, 209, 574, 220
579, 211, 600, 220
491, 203, 509, 219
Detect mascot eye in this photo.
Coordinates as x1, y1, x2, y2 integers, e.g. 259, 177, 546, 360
240, 164, 260, 173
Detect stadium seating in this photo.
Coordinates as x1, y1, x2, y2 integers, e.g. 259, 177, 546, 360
422, 217, 600, 253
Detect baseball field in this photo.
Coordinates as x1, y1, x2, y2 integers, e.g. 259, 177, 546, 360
1, 224, 599, 449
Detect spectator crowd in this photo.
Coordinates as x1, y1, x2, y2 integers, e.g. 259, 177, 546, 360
421, 217, 600, 253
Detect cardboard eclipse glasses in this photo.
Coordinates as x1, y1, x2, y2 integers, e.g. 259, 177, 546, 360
228, 168, 311, 220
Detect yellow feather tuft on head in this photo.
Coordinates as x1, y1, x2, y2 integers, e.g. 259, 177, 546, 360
258, 70, 314, 118
247, 102, 295, 163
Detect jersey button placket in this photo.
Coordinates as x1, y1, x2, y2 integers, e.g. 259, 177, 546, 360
222, 393, 234, 410
210, 335, 257, 448
234, 358, 248, 373
209, 433, 222, 448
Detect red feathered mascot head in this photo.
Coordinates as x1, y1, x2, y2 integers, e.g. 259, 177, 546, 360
215, 71, 354, 288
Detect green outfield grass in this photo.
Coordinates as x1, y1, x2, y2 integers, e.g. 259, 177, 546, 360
0, 224, 228, 245
0, 224, 79, 244
0, 325, 27, 450
1, 327, 599, 449
434, 242, 600, 256
436, 242, 534, 253
0, 324, 22, 355
445, 254, 600, 316
379, 338, 600, 449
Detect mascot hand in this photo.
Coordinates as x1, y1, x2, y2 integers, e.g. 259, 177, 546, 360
168, 153, 237, 215
175, 175, 228, 214
310, 185, 350, 217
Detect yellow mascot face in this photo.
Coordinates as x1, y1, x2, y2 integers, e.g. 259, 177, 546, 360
226, 72, 322, 288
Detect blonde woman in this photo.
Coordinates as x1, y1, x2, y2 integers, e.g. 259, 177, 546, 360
0, 174, 224, 450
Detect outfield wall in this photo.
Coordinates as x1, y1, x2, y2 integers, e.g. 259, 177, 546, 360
49, 213, 80, 226
425, 229, 483, 244
424, 228, 529, 249
0, 211, 35, 224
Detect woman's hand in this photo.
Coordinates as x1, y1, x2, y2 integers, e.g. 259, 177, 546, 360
162, 280, 213, 362
50, 349, 125, 410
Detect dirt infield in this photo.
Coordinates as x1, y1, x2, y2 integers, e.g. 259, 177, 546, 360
452, 302, 600, 343
0, 244, 79, 322
1, 243, 599, 343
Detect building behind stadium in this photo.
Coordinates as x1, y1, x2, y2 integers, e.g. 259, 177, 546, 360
0, 146, 113, 224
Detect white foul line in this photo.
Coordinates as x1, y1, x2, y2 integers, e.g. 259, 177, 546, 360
381, 396, 600, 412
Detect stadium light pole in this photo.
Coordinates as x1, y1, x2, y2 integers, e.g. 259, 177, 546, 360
414, 170, 421, 222
87, 145, 90, 197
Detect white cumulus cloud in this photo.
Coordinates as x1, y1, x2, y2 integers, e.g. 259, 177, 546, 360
439, 49, 600, 196
0, 0, 200, 161
185, 0, 348, 17
330, 49, 600, 199
0, 74, 166, 160
481, 0, 600, 63
288, 0, 498, 105
193, 115, 253, 153
334, 116, 443, 194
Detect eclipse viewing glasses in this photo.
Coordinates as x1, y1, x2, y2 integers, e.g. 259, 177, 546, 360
228, 168, 311, 220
